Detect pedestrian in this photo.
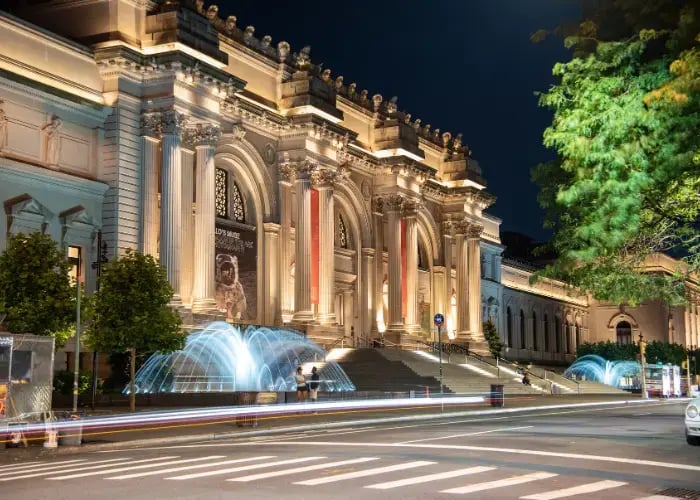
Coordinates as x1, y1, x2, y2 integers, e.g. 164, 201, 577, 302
309, 366, 320, 402
294, 366, 307, 403
522, 372, 531, 386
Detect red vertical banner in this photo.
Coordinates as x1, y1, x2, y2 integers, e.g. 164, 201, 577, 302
310, 188, 320, 305
401, 218, 407, 320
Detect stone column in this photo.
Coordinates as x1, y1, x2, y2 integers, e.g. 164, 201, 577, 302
404, 200, 420, 332
140, 113, 161, 257
263, 222, 280, 325
278, 165, 294, 321
467, 224, 485, 342
160, 110, 186, 304
180, 146, 195, 305
361, 247, 375, 339
373, 198, 385, 334
191, 124, 220, 312
454, 221, 469, 338
442, 221, 453, 337
313, 170, 338, 325
385, 195, 404, 332
293, 160, 315, 322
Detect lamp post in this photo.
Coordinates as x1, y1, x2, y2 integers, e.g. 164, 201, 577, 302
687, 345, 696, 397
639, 332, 648, 399
90, 231, 108, 410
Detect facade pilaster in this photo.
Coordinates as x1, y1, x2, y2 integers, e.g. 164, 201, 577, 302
385, 195, 404, 332
442, 221, 454, 336
278, 164, 294, 321
191, 124, 221, 312
361, 247, 375, 341
140, 113, 161, 257
180, 146, 195, 305
467, 223, 485, 342
159, 110, 186, 304
312, 169, 339, 325
373, 197, 385, 334
454, 220, 469, 338
292, 160, 316, 322
404, 199, 420, 332
263, 222, 280, 325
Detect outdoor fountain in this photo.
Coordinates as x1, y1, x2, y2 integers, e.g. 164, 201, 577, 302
564, 354, 641, 389
126, 322, 355, 394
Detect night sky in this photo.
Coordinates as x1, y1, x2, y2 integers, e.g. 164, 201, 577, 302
215, 0, 581, 242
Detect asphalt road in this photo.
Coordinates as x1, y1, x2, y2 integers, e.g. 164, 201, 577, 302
1, 400, 698, 500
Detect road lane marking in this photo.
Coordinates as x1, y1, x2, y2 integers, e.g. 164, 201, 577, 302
365, 466, 496, 489
294, 460, 434, 486
228, 457, 379, 482
165, 456, 325, 480
0, 457, 139, 481
49, 455, 226, 480
260, 441, 700, 472
106, 456, 276, 480
398, 426, 533, 444
634, 496, 680, 500
441, 471, 558, 494
0, 459, 84, 473
520, 480, 627, 499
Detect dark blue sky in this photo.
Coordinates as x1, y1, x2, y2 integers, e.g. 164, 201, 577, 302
216, 0, 580, 241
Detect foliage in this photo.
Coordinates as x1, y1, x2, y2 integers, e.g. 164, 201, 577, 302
483, 320, 504, 358
52, 370, 97, 396
0, 232, 76, 346
532, 1, 700, 305
85, 249, 183, 408
645, 340, 687, 365
576, 340, 639, 360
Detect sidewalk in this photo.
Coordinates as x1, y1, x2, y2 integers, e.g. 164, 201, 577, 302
0, 394, 675, 463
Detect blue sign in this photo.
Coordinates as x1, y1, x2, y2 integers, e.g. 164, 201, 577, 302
433, 313, 445, 327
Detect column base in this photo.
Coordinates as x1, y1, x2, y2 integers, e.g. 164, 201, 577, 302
316, 313, 337, 326
292, 310, 315, 323
191, 297, 217, 313
169, 294, 183, 307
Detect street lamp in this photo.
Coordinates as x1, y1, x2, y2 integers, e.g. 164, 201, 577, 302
687, 344, 696, 397
89, 231, 109, 410
639, 332, 648, 399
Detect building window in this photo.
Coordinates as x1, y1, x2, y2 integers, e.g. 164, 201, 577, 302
520, 309, 526, 349
532, 311, 538, 351
506, 307, 513, 347
231, 181, 245, 223
555, 316, 561, 353
215, 168, 228, 218
544, 314, 550, 352
67, 245, 81, 283
338, 214, 347, 248
616, 321, 632, 345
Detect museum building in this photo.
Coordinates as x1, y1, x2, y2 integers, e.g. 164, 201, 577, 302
0, 0, 698, 369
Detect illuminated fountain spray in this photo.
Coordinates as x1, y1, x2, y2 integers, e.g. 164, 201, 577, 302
564, 354, 640, 388
127, 322, 355, 394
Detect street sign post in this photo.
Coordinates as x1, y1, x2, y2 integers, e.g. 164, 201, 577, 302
434, 314, 445, 402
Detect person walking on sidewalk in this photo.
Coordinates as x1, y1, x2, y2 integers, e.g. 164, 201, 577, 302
309, 366, 320, 402
295, 366, 308, 403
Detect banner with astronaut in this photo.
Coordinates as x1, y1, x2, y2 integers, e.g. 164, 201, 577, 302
214, 223, 257, 322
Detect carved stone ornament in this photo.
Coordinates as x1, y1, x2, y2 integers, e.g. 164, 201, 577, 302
373, 196, 384, 215
279, 162, 295, 182
402, 198, 421, 216
453, 219, 470, 236
231, 124, 246, 142
141, 112, 162, 137
441, 220, 454, 236
311, 168, 339, 188
225, 15, 237, 33
162, 110, 186, 136
264, 143, 276, 165
43, 114, 63, 166
295, 159, 317, 179
191, 124, 221, 146
360, 180, 371, 200
467, 224, 484, 239
383, 194, 404, 212
277, 41, 290, 62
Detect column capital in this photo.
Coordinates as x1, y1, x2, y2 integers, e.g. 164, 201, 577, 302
453, 219, 470, 236
467, 223, 484, 239
280, 158, 318, 182
311, 168, 341, 188
141, 112, 162, 138
383, 194, 404, 213
187, 124, 222, 147
441, 220, 454, 237
372, 196, 384, 215
162, 110, 187, 136
402, 198, 422, 217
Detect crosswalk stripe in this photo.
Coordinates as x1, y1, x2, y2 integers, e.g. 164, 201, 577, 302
365, 466, 496, 490
295, 460, 435, 486
441, 471, 558, 494
228, 457, 380, 482
634, 497, 681, 500
0, 459, 85, 473
521, 480, 627, 499
107, 456, 276, 480
0, 457, 138, 481
166, 456, 326, 481
48, 456, 225, 480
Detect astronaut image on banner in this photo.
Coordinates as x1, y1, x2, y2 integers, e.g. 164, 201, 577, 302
216, 253, 247, 321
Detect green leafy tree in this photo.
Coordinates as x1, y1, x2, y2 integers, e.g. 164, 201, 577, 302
576, 340, 638, 360
86, 249, 183, 411
645, 340, 687, 365
483, 320, 504, 358
532, 1, 700, 305
0, 232, 76, 346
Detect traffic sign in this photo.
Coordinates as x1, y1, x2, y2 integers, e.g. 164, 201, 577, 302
433, 313, 444, 326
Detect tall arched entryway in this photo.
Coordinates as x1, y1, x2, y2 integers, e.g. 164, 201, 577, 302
616, 321, 632, 345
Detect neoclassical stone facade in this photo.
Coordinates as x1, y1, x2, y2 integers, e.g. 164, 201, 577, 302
0, 0, 698, 364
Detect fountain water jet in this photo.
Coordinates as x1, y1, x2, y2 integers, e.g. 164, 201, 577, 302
564, 354, 640, 388
125, 322, 355, 394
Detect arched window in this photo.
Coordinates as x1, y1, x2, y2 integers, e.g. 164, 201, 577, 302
616, 321, 632, 345
520, 309, 526, 349
337, 214, 348, 248
506, 307, 513, 347
544, 314, 550, 352
215, 168, 228, 218
555, 316, 561, 353
231, 181, 245, 222
532, 311, 538, 351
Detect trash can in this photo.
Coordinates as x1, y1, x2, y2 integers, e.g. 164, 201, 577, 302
58, 416, 83, 446
490, 384, 504, 408
235, 391, 260, 427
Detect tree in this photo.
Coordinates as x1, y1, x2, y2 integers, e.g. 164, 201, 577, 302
532, 1, 700, 305
86, 249, 183, 411
482, 320, 504, 358
0, 232, 75, 346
